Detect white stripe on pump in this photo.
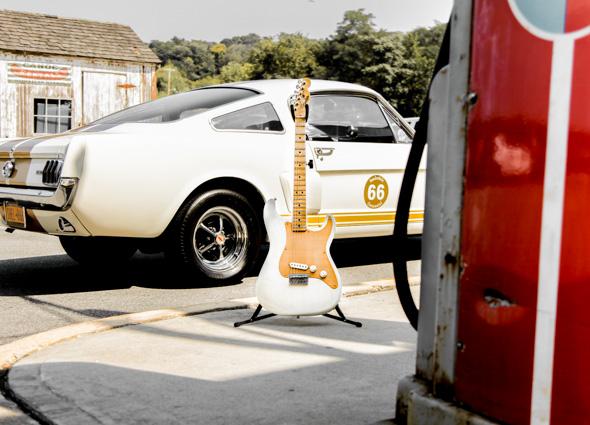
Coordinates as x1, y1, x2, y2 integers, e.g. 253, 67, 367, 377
530, 37, 574, 425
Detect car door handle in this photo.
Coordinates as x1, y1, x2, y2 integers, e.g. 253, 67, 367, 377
314, 147, 335, 158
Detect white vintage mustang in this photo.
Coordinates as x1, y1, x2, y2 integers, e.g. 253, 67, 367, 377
0, 79, 424, 282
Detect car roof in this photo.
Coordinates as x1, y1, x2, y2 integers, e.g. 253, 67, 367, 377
213, 79, 380, 97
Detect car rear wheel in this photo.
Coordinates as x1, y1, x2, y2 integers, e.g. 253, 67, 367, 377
166, 189, 263, 283
59, 236, 137, 266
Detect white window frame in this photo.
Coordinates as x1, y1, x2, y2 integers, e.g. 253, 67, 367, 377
33, 98, 73, 135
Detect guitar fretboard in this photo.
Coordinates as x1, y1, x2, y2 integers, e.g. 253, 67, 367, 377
292, 116, 307, 232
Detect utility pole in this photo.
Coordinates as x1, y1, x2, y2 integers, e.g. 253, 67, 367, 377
166, 67, 176, 96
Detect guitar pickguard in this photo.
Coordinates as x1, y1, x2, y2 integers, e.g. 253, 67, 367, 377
278, 219, 339, 289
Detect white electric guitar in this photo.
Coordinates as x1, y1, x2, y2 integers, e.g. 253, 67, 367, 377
256, 78, 342, 316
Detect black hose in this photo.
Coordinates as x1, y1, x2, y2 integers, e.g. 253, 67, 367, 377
392, 23, 452, 330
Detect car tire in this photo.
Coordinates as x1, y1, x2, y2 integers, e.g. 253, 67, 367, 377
59, 236, 137, 266
166, 189, 263, 283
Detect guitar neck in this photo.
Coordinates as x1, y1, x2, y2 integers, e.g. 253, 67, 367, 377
292, 115, 307, 232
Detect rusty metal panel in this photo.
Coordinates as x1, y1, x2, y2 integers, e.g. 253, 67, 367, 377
454, 0, 590, 423
81, 71, 127, 124
150, 67, 158, 100
416, 66, 449, 382
547, 18, 590, 425
1, 54, 155, 135
430, 0, 472, 398
455, 1, 551, 422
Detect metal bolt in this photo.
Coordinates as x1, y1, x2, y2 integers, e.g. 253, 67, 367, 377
465, 92, 478, 106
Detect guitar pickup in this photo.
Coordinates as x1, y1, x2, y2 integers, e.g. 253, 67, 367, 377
289, 262, 309, 271
289, 274, 309, 285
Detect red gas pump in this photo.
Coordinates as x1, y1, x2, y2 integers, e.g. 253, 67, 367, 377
393, 0, 590, 424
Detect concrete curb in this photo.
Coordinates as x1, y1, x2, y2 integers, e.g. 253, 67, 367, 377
0, 277, 419, 423
0, 301, 248, 373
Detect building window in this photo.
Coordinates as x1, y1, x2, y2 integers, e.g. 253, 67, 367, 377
34, 99, 72, 134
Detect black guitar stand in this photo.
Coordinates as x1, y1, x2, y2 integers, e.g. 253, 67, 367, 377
324, 305, 363, 327
233, 305, 276, 327
233, 304, 362, 328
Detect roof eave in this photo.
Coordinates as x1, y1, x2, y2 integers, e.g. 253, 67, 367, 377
0, 47, 161, 65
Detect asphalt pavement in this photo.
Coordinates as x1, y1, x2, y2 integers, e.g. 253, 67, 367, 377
1, 229, 420, 424
0, 229, 420, 346
7, 289, 418, 425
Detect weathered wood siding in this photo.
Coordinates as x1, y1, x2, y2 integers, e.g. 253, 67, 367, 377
0, 53, 157, 138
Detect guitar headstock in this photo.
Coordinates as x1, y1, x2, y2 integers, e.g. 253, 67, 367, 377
291, 78, 311, 120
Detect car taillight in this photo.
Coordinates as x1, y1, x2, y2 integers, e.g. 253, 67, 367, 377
42, 160, 63, 186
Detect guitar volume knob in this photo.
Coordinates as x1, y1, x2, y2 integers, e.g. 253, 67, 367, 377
309, 265, 317, 273
320, 270, 328, 279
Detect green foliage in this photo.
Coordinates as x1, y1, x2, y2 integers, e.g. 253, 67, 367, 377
219, 62, 254, 83
192, 75, 222, 88
395, 23, 446, 116
249, 34, 323, 79
149, 38, 215, 80
156, 63, 192, 97
149, 10, 446, 116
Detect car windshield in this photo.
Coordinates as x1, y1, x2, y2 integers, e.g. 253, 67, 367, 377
85, 87, 258, 127
307, 95, 398, 143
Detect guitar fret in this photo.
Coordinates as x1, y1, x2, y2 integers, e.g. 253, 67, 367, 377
291, 85, 309, 232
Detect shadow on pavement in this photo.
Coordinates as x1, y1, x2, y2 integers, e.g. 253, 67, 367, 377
0, 236, 409, 297
8, 309, 414, 425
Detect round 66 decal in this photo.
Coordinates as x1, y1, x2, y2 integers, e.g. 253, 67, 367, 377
364, 175, 388, 209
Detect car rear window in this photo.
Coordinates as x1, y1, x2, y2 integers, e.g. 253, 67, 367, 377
87, 87, 258, 127
211, 103, 284, 132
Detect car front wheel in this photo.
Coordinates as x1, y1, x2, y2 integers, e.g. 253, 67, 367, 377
166, 189, 263, 283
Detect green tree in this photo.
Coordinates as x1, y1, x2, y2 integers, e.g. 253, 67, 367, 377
249, 34, 323, 79
319, 9, 444, 116
395, 23, 445, 116
148, 11, 446, 116
192, 75, 223, 88
150, 38, 216, 80
219, 62, 254, 83
319, 9, 379, 84
210, 43, 228, 73
221, 34, 261, 64
156, 62, 192, 97
361, 32, 407, 106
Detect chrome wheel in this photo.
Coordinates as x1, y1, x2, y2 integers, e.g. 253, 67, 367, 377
193, 206, 249, 273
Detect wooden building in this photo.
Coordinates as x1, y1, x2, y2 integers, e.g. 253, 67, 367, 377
0, 10, 160, 138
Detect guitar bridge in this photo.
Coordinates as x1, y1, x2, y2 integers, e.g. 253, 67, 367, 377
289, 274, 309, 285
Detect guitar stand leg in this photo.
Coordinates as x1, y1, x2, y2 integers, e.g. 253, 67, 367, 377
323, 305, 362, 328
234, 305, 276, 327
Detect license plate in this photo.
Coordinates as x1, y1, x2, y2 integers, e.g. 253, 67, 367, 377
5, 204, 26, 228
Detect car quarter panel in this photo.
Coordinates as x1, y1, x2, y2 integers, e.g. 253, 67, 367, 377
69, 117, 288, 238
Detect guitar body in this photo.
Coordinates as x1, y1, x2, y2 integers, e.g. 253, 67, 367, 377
256, 199, 342, 316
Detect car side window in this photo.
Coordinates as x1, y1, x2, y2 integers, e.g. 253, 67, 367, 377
307, 95, 395, 143
211, 102, 284, 132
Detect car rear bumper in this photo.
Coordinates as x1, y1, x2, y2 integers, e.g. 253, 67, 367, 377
0, 178, 78, 211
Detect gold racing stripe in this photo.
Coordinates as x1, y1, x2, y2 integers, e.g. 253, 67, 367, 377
0, 139, 26, 159
0, 134, 66, 159
281, 211, 425, 227
11, 134, 66, 159
0, 158, 32, 187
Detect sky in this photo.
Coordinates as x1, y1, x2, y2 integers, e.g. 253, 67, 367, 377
0, 0, 453, 42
